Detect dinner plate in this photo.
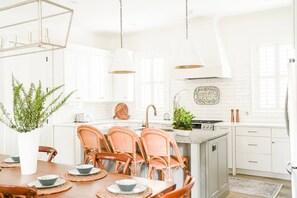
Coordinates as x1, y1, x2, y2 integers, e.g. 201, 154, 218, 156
68, 167, 100, 176
3, 158, 20, 164
28, 178, 66, 189
107, 183, 147, 195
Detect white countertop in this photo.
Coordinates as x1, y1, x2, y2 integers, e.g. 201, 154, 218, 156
54, 119, 172, 127
174, 130, 228, 144
215, 122, 286, 128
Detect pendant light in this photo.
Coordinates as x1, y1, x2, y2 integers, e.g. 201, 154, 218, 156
175, 0, 204, 69
110, 0, 135, 74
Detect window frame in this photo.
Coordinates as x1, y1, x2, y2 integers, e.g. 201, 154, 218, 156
135, 55, 169, 112
252, 41, 292, 117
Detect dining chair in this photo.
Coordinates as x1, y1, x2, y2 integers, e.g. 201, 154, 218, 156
38, 146, 58, 162
161, 175, 195, 198
77, 125, 111, 164
107, 126, 146, 176
141, 128, 190, 182
0, 184, 38, 198
94, 152, 133, 175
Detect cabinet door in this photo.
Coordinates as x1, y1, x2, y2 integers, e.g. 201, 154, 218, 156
64, 50, 78, 100
215, 127, 232, 169
218, 136, 228, 191
272, 138, 290, 174
208, 139, 219, 197
90, 54, 101, 102
100, 55, 113, 101
113, 74, 134, 102
76, 53, 91, 102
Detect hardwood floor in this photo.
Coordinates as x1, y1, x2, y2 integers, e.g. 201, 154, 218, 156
227, 174, 292, 198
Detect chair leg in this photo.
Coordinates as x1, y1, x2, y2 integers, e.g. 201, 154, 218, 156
148, 165, 154, 179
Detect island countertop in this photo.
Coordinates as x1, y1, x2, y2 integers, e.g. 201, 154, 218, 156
173, 130, 228, 144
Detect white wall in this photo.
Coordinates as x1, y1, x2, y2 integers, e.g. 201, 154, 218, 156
120, 7, 292, 123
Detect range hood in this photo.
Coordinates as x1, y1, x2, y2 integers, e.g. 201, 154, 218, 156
173, 18, 232, 79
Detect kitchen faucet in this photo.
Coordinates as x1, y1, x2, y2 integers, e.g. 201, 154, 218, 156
145, 104, 157, 128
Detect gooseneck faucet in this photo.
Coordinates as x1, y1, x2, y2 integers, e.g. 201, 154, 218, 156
145, 104, 157, 128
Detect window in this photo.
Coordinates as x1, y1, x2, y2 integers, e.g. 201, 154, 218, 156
253, 43, 294, 114
136, 57, 168, 110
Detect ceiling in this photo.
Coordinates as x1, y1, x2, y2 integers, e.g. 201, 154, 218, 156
1, 0, 292, 34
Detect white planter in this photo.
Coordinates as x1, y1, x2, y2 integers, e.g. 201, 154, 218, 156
175, 129, 192, 136
17, 129, 41, 175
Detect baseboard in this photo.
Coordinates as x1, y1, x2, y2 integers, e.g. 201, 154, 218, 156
235, 169, 291, 180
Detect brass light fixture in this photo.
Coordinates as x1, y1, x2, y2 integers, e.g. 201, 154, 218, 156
175, 0, 204, 69
0, 0, 73, 59
110, 0, 135, 74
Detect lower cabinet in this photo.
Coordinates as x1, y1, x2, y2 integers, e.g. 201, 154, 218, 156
215, 126, 232, 169
201, 135, 229, 198
53, 126, 82, 165
235, 126, 290, 177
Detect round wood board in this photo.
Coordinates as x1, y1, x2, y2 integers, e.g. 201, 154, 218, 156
113, 103, 130, 120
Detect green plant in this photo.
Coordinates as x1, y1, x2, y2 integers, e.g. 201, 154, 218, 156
0, 76, 74, 133
172, 106, 195, 130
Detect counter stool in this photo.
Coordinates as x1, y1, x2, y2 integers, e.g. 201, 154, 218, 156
107, 126, 146, 176
141, 128, 189, 182
77, 125, 111, 164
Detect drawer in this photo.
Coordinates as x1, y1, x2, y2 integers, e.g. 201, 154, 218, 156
236, 136, 271, 154
236, 152, 271, 172
215, 126, 230, 133
272, 128, 289, 138
236, 127, 271, 137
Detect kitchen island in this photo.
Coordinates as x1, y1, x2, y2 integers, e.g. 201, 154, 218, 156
53, 120, 229, 198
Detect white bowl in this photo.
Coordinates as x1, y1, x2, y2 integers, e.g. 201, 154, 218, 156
75, 164, 94, 174
37, 175, 59, 186
116, 179, 137, 192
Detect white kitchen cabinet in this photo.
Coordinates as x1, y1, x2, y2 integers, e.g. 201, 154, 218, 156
53, 126, 82, 165
113, 74, 134, 102
215, 126, 233, 169
61, 44, 113, 103
272, 128, 290, 174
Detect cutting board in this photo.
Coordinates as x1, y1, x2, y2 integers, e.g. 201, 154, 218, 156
113, 103, 130, 120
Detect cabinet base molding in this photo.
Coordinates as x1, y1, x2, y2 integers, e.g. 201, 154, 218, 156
235, 169, 290, 180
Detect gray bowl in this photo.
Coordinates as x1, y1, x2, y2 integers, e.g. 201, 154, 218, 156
76, 164, 93, 174
116, 179, 137, 192
37, 175, 59, 186
11, 155, 20, 162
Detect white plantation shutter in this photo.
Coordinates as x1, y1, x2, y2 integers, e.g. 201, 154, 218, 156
255, 43, 294, 112
138, 57, 167, 109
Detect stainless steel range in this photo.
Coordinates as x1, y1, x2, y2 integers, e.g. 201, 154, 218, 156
191, 120, 223, 131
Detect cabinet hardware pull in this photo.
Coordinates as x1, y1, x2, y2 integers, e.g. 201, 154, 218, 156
272, 141, 275, 144
248, 131, 257, 133
248, 144, 258, 146
248, 160, 258, 163
212, 145, 217, 152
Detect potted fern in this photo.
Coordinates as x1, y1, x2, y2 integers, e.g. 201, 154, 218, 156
172, 106, 195, 136
0, 76, 74, 175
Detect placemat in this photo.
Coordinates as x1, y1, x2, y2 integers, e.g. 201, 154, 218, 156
0, 162, 20, 168
37, 181, 72, 196
96, 185, 152, 198
63, 170, 107, 182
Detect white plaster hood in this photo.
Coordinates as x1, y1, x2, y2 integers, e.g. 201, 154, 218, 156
173, 18, 232, 79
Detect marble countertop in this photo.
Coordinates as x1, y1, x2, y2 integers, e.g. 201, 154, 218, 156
173, 130, 228, 144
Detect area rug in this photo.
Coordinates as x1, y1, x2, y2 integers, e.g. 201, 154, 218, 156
229, 177, 283, 198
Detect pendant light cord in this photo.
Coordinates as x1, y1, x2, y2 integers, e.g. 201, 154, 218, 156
185, 0, 188, 40
120, 0, 123, 48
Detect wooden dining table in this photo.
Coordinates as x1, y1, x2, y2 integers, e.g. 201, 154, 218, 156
0, 154, 176, 197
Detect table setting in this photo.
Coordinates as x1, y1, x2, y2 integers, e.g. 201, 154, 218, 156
0, 155, 20, 168
62, 164, 107, 182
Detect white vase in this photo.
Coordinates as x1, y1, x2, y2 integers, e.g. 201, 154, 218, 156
17, 128, 41, 175
175, 129, 192, 136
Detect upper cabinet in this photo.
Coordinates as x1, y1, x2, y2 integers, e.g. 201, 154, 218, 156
62, 44, 113, 102
57, 44, 134, 103
113, 74, 134, 102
